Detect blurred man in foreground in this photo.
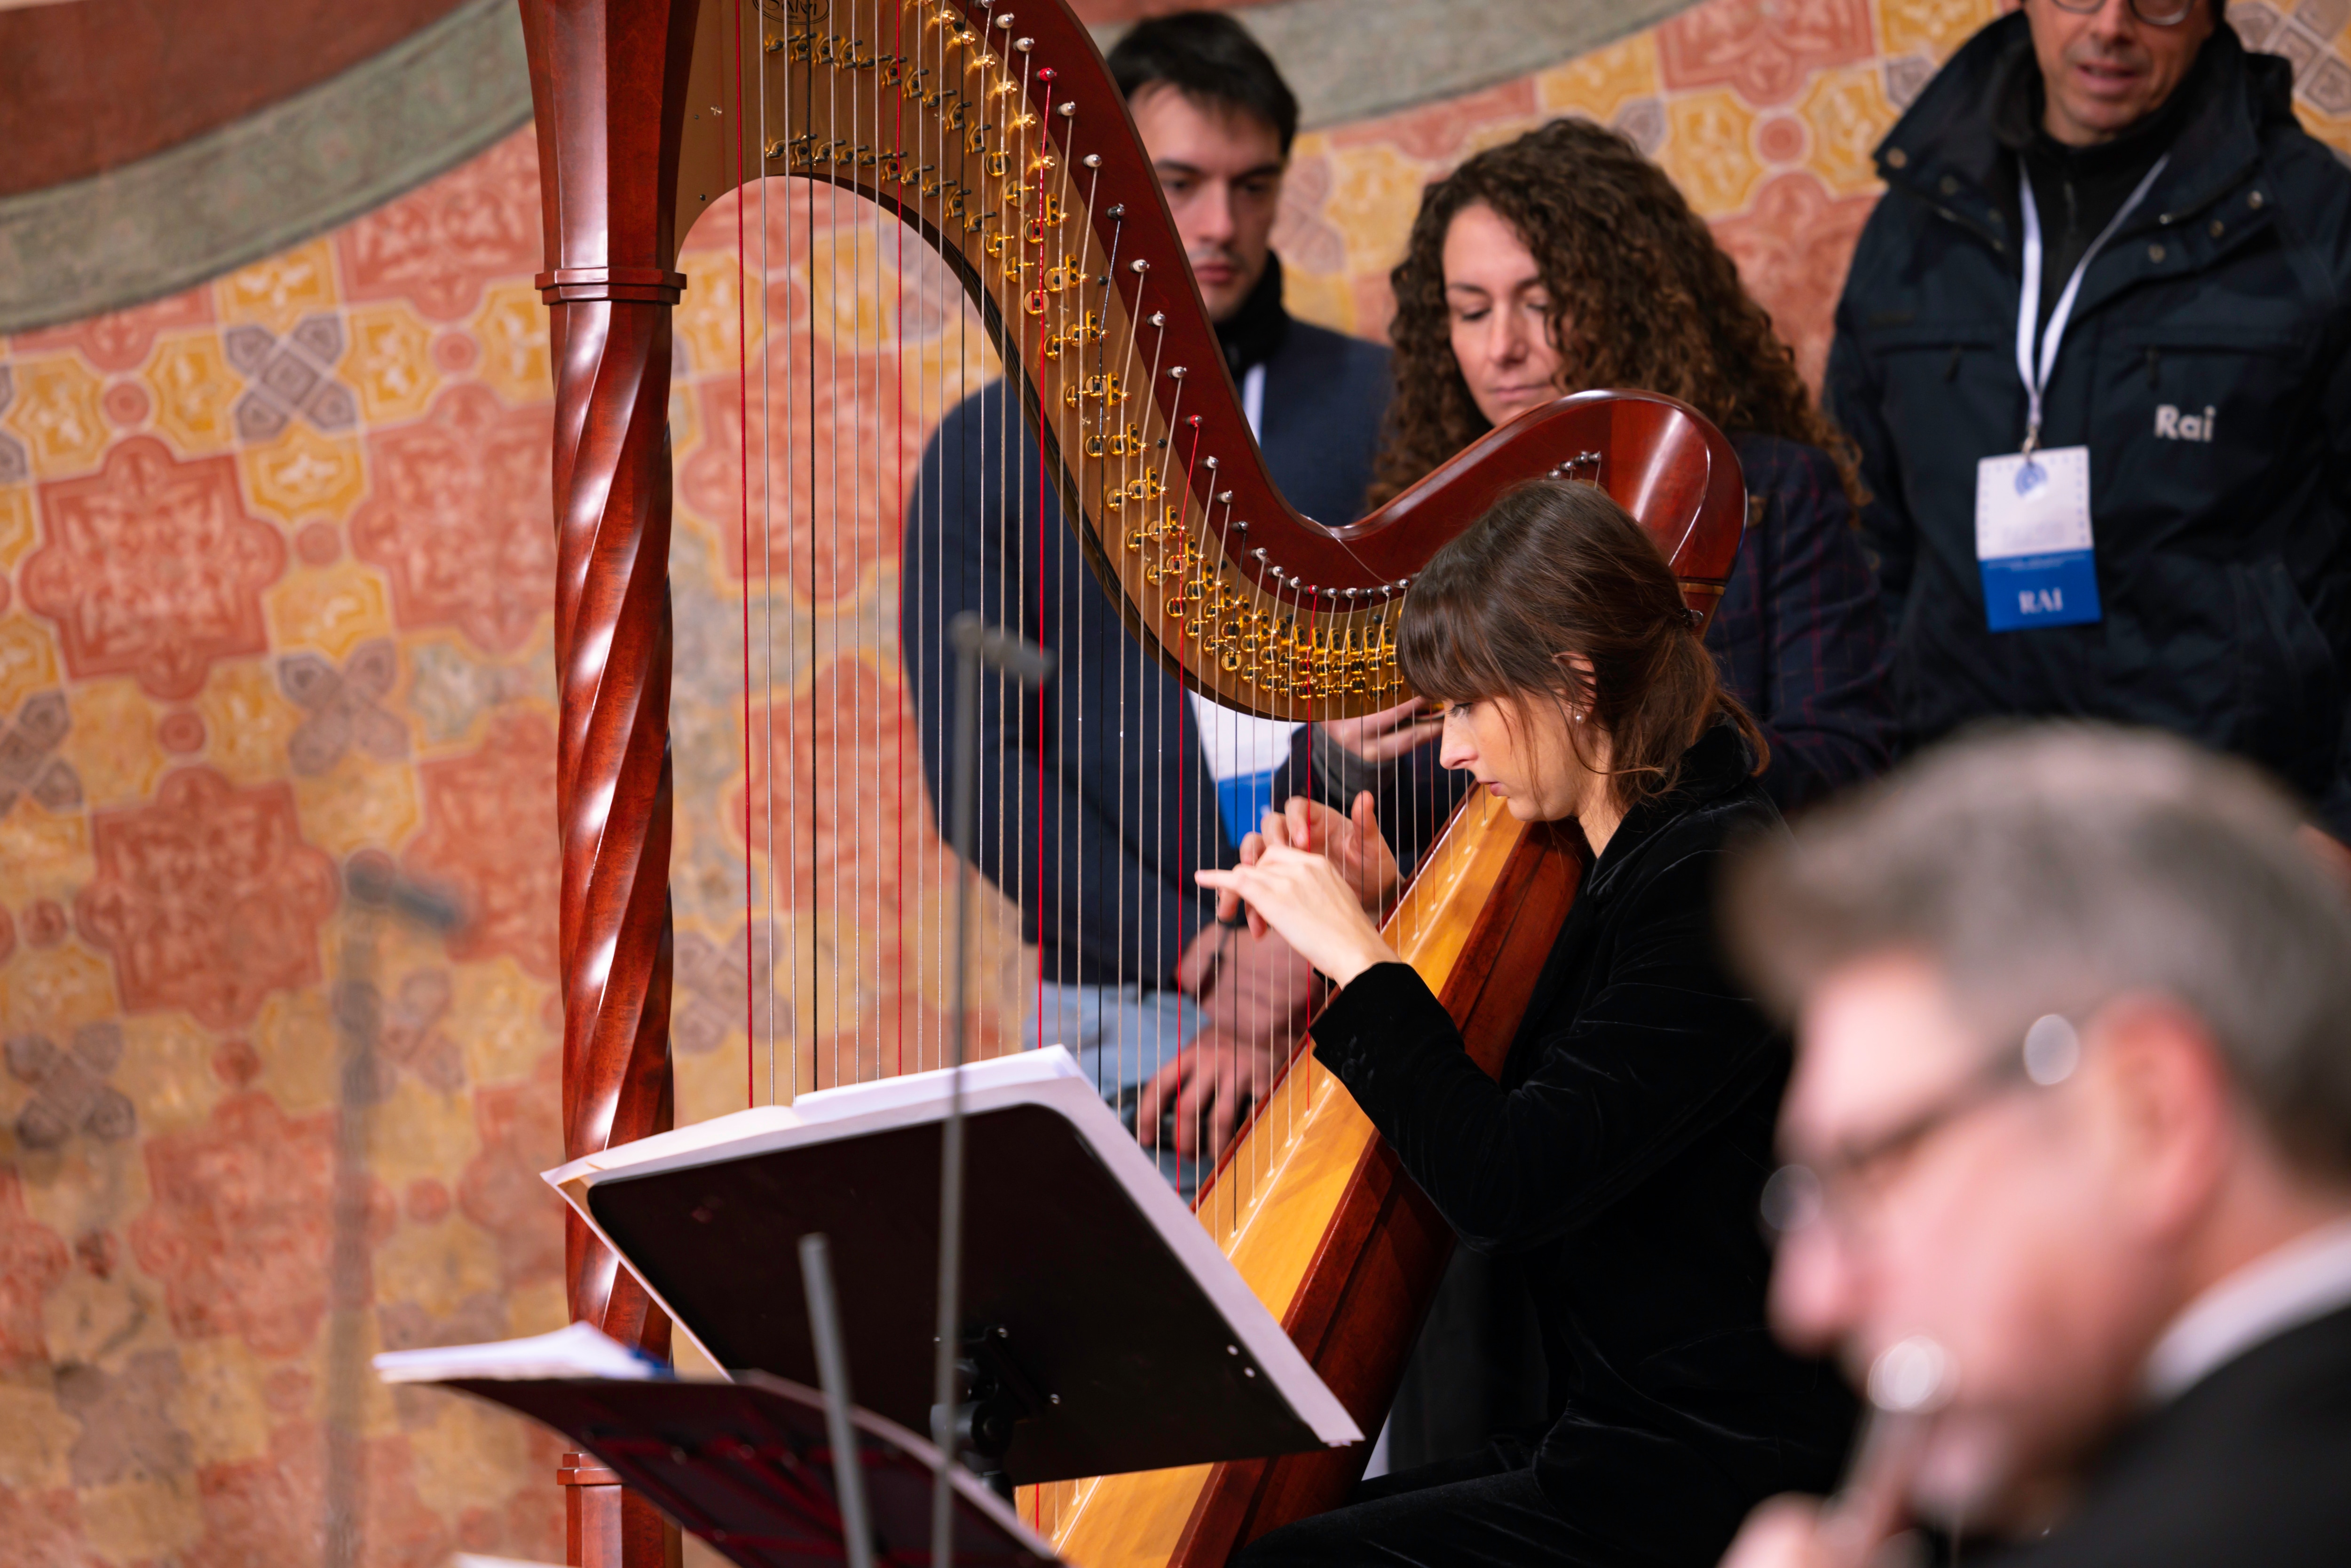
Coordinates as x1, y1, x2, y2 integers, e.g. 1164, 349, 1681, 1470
1719, 726, 2351, 1566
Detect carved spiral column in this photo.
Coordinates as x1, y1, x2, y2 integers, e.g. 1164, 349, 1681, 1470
518, 2, 702, 1564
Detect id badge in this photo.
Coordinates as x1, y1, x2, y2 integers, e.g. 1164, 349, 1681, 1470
1975, 446, 2099, 631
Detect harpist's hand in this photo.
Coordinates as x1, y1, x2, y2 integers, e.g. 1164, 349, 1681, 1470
1195, 845, 1400, 989
1214, 792, 1399, 931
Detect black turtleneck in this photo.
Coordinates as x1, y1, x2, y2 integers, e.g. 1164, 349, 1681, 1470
1994, 35, 2213, 330
1214, 250, 1290, 377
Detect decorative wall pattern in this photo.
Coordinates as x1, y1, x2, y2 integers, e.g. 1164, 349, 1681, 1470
1275, 0, 2351, 388
3, 3, 2349, 1565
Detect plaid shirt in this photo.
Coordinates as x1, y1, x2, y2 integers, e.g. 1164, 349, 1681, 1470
1705, 433, 1898, 813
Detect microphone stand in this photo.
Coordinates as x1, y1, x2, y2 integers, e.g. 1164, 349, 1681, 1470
934, 612, 1053, 1568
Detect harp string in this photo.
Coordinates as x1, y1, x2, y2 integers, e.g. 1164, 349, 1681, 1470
733, 0, 754, 1111
892, 0, 907, 1079
757, 1, 778, 1108
718, 0, 1432, 1252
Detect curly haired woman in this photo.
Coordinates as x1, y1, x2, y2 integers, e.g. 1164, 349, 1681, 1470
1323, 117, 1893, 846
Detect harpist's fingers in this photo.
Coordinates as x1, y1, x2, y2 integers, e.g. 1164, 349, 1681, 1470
1195, 868, 1267, 938
1286, 794, 1317, 852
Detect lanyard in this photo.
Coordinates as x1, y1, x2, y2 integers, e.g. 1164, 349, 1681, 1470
2015, 154, 2169, 452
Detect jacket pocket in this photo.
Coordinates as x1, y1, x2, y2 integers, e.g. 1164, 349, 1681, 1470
2103, 324, 2313, 547
1865, 323, 2021, 547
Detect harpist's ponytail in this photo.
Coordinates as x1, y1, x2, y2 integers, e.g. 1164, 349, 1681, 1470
1395, 478, 1766, 813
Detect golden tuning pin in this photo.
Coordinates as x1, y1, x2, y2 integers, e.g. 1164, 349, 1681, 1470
1064, 373, 1124, 410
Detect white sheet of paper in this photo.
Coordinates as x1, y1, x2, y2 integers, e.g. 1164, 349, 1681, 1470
1975, 445, 2092, 561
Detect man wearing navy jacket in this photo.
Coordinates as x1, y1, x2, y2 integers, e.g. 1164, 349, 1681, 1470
1825, 0, 2351, 838
902, 13, 1390, 1178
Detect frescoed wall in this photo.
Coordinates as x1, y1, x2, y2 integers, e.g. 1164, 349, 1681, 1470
3, 0, 2349, 1564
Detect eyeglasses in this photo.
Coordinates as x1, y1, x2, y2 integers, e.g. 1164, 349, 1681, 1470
2046, 0, 2199, 27
1762, 1014, 2084, 1245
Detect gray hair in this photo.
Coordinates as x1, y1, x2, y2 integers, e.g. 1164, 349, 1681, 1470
1727, 724, 2351, 1174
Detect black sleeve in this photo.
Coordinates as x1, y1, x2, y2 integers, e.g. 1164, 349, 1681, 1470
1737, 444, 1899, 811
2316, 307, 2351, 840
900, 387, 1075, 932
1309, 841, 1780, 1253
1824, 221, 1917, 635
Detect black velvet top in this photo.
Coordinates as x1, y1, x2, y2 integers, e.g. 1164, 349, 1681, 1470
1310, 722, 1857, 1565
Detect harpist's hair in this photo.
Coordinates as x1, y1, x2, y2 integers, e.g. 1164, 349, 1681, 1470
1369, 116, 1855, 508
1728, 725, 2351, 1174
1396, 478, 1764, 815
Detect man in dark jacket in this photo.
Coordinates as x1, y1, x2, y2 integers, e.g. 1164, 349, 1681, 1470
902, 13, 1390, 1176
1720, 726, 2351, 1568
1824, 2, 2351, 835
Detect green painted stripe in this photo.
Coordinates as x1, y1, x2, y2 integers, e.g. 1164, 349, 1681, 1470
1092, 0, 1705, 132
0, 0, 532, 334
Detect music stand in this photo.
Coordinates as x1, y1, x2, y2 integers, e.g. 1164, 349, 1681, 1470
445, 1373, 1052, 1568
545, 1051, 1362, 1486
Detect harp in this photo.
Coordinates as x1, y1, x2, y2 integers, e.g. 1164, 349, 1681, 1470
518, 1, 1746, 1565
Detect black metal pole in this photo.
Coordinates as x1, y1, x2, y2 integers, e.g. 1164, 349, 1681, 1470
933, 613, 1051, 1568
799, 1233, 874, 1568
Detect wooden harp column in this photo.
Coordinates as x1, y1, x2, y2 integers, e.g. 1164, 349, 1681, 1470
519, 1, 698, 1563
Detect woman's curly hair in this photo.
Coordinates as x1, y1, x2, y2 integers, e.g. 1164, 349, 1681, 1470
1367, 116, 1859, 507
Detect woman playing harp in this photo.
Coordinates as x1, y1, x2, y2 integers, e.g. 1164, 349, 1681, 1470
1198, 481, 1858, 1568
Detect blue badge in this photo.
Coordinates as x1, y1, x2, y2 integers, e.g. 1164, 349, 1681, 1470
1981, 550, 2101, 631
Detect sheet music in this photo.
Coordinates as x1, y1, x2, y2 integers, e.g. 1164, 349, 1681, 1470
543, 1046, 1363, 1450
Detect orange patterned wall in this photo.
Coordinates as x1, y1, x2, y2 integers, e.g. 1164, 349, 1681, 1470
4, 2, 2351, 1564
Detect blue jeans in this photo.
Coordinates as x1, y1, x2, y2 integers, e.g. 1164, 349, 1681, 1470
1030, 980, 1206, 1199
